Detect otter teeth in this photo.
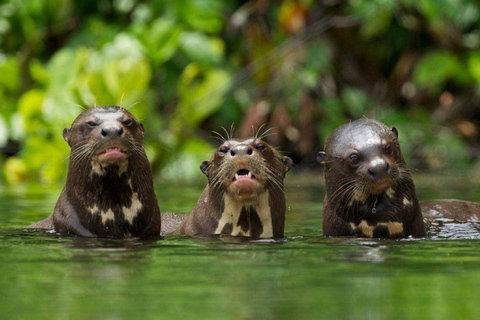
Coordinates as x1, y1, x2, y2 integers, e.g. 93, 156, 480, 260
234, 169, 253, 180
102, 147, 123, 153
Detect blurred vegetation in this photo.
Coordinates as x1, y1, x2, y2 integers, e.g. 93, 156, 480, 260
1, 0, 480, 186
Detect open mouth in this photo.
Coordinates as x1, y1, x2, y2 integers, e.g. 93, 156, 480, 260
98, 147, 127, 161
233, 169, 256, 181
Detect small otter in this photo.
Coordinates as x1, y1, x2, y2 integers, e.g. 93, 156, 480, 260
28, 106, 161, 238
164, 138, 293, 238
318, 119, 425, 238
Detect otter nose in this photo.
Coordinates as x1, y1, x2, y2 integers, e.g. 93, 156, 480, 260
230, 145, 253, 157
101, 125, 124, 138
367, 159, 390, 178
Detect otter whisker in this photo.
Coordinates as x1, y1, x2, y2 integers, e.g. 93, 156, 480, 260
337, 182, 361, 217
126, 101, 140, 111
72, 104, 88, 111
258, 163, 286, 193
328, 179, 358, 210
229, 124, 235, 140
254, 123, 268, 140
219, 126, 231, 141
211, 130, 227, 142
70, 144, 95, 164
258, 127, 276, 141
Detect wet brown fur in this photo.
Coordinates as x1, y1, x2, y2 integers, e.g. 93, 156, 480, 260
163, 138, 292, 238
421, 199, 480, 227
27, 106, 161, 238
319, 119, 426, 238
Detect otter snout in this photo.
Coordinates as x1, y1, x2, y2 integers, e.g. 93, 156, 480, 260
100, 124, 124, 139
364, 157, 394, 194
228, 144, 254, 158
366, 158, 391, 179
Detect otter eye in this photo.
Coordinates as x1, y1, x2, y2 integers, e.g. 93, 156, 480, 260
87, 121, 99, 128
255, 143, 267, 154
349, 154, 360, 166
218, 146, 229, 157
385, 144, 393, 155
122, 119, 133, 126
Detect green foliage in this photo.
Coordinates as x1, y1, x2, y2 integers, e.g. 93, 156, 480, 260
179, 32, 224, 66
175, 63, 230, 129
374, 107, 469, 170
1, 0, 480, 185
413, 51, 469, 90
0, 0, 235, 185
135, 18, 181, 65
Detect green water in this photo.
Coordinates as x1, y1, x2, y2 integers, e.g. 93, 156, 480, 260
1, 173, 480, 320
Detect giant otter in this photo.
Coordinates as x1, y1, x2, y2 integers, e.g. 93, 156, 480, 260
162, 138, 293, 238
318, 119, 426, 238
27, 106, 161, 238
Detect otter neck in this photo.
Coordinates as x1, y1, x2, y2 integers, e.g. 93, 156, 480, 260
212, 191, 273, 238
328, 176, 420, 222
66, 149, 153, 205
66, 159, 133, 198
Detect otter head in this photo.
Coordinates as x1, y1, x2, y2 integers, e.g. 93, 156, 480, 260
318, 119, 405, 200
63, 106, 145, 176
200, 139, 293, 203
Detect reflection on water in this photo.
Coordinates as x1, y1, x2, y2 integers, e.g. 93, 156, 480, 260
428, 217, 480, 240
0, 173, 480, 319
332, 242, 388, 263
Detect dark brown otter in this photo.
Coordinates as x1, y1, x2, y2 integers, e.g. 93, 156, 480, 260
163, 138, 293, 238
27, 106, 161, 238
318, 119, 426, 238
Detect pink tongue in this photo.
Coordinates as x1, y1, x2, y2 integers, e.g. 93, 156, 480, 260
236, 175, 252, 182
101, 150, 125, 159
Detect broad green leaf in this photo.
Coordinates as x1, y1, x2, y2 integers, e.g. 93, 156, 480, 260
175, 63, 231, 129
18, 89, 45, 135
144, 18, 182, 64
180, 32, 224, 66
413, 50, 468, 89
0, 56, 19, 92
29, 59, 49, 86
170, 0, 226, 33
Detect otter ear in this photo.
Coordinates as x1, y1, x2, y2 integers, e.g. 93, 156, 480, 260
392, 127, 398, 139
200, 160, 210, 176
282, 156, 293, 173
317, 151, 326, 164
63, 128, 70, 143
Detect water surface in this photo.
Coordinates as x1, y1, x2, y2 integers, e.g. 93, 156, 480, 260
1, 173, 479, 319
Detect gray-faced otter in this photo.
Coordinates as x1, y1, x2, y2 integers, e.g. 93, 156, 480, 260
163, 138, 293, 238
27, 106, 161, 238
318, 119, 426, 238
